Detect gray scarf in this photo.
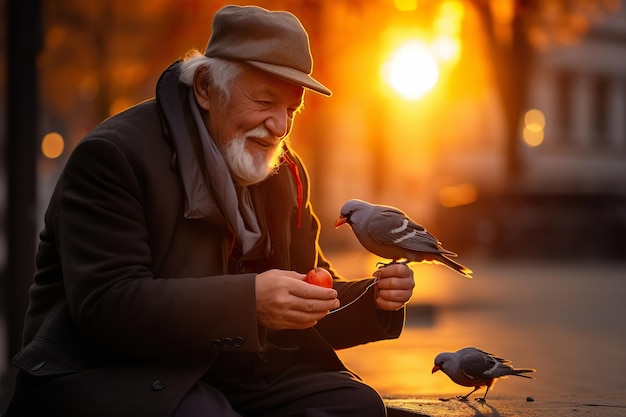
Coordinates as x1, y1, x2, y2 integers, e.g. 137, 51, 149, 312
189, 91, 261, 254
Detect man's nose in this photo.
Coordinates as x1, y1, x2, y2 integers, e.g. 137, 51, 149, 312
266, 109, 292, 139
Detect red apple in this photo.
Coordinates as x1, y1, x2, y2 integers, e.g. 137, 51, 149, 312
304, 267, 333, 288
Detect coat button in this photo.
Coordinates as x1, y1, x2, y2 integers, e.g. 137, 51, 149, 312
152, 380, 167, 391
222, 337, 233, 349
233, 337, 245, 348
211, 339, 222, 349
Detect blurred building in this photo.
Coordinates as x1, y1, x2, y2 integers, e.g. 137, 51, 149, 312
524, 9, 626, 194
435, 5, 626, 260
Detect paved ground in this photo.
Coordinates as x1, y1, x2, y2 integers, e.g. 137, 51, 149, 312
327, 253, 626, 417
385, 393, 626, 417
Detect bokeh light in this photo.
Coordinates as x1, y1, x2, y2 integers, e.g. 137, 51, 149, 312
41, 132, 65, 159
522, 108, 546, 147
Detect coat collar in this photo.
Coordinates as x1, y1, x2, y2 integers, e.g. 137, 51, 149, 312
156, 61, 222, 220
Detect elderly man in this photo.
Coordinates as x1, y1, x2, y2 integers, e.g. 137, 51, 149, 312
4, 5, 414, 417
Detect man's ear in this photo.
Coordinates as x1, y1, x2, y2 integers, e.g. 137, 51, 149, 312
193, 66, 211, 110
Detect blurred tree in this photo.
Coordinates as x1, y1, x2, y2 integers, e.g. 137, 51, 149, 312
40, 0, 223, 147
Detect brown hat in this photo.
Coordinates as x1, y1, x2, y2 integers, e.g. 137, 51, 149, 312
205, 5, 331, 96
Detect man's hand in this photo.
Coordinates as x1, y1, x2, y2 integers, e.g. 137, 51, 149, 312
373, 263, 415, 311
256, 269, 339, 330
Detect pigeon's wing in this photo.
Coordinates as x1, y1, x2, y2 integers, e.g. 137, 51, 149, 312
366, 209, 420, 243
459, 348, 503, 380
367, 209, 447, 254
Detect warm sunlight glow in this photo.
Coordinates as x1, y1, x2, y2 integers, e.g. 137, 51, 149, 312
41, 132, 65, 159
522, 108, 546, 147
431, 36, 460, 63
435, 0, 465, 30
110, 97, 134, 117
438, 183, 478, 207
382, 41, 439, 100
78, 74, 99, 101
431, 1, 464, 64
490, 0, 515, 43
394, 0, 418, 12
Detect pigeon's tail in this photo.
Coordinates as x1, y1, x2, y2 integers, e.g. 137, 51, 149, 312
512, 368, 536, 379
432, 254, 473, 279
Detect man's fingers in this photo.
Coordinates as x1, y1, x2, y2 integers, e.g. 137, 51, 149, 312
377, 288, 411, 302
293, 296, 339, 313
375, 276, 415, 291
263, 304, 335, 330
373, 263, 412, 279
291, 279, 338, 300
375, 287, 411, 311
375, 299, 405, 311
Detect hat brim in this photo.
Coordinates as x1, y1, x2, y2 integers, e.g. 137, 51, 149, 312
246, 60, 331, 96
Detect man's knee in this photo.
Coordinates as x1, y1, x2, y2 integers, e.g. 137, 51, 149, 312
342, 377, 386, 416
174, 381, 242, 417
302, 371, 385, 416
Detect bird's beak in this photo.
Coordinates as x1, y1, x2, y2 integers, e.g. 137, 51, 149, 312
334, 215, 347, 229
431, 365, 441, 374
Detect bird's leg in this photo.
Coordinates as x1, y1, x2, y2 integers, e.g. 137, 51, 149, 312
457, 387, 479, 402
476, 387, 490, 403
376, 259, 409, 269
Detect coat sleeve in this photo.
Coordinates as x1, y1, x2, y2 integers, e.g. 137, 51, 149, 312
52, 137, 264, 362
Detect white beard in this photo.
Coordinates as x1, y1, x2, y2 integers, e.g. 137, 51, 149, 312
221, 126, 285, 186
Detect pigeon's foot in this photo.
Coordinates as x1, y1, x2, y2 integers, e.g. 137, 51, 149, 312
456, 396, 470, 402
376, 260, 409, 269
476, 398, 487, 404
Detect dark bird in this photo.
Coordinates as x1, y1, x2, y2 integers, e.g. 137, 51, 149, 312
432, 347, 536, 402
334, 199, 472, 278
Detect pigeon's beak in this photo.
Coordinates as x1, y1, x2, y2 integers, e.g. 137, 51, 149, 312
431, 365, 441, 374
334, 215, 347, 229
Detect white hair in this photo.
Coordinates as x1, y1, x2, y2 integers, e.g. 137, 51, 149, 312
178, 49, 244, 106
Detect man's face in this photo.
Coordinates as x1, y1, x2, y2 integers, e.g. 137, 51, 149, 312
206, 66, 304, 186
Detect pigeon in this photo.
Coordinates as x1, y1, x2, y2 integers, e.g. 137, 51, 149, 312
334, 199, 472, 278
432, 347, 536, 402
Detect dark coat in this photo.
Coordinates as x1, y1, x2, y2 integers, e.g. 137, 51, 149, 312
9, 62, 404, 417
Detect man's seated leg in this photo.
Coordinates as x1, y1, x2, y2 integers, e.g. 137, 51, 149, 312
222, 367, 387, 417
